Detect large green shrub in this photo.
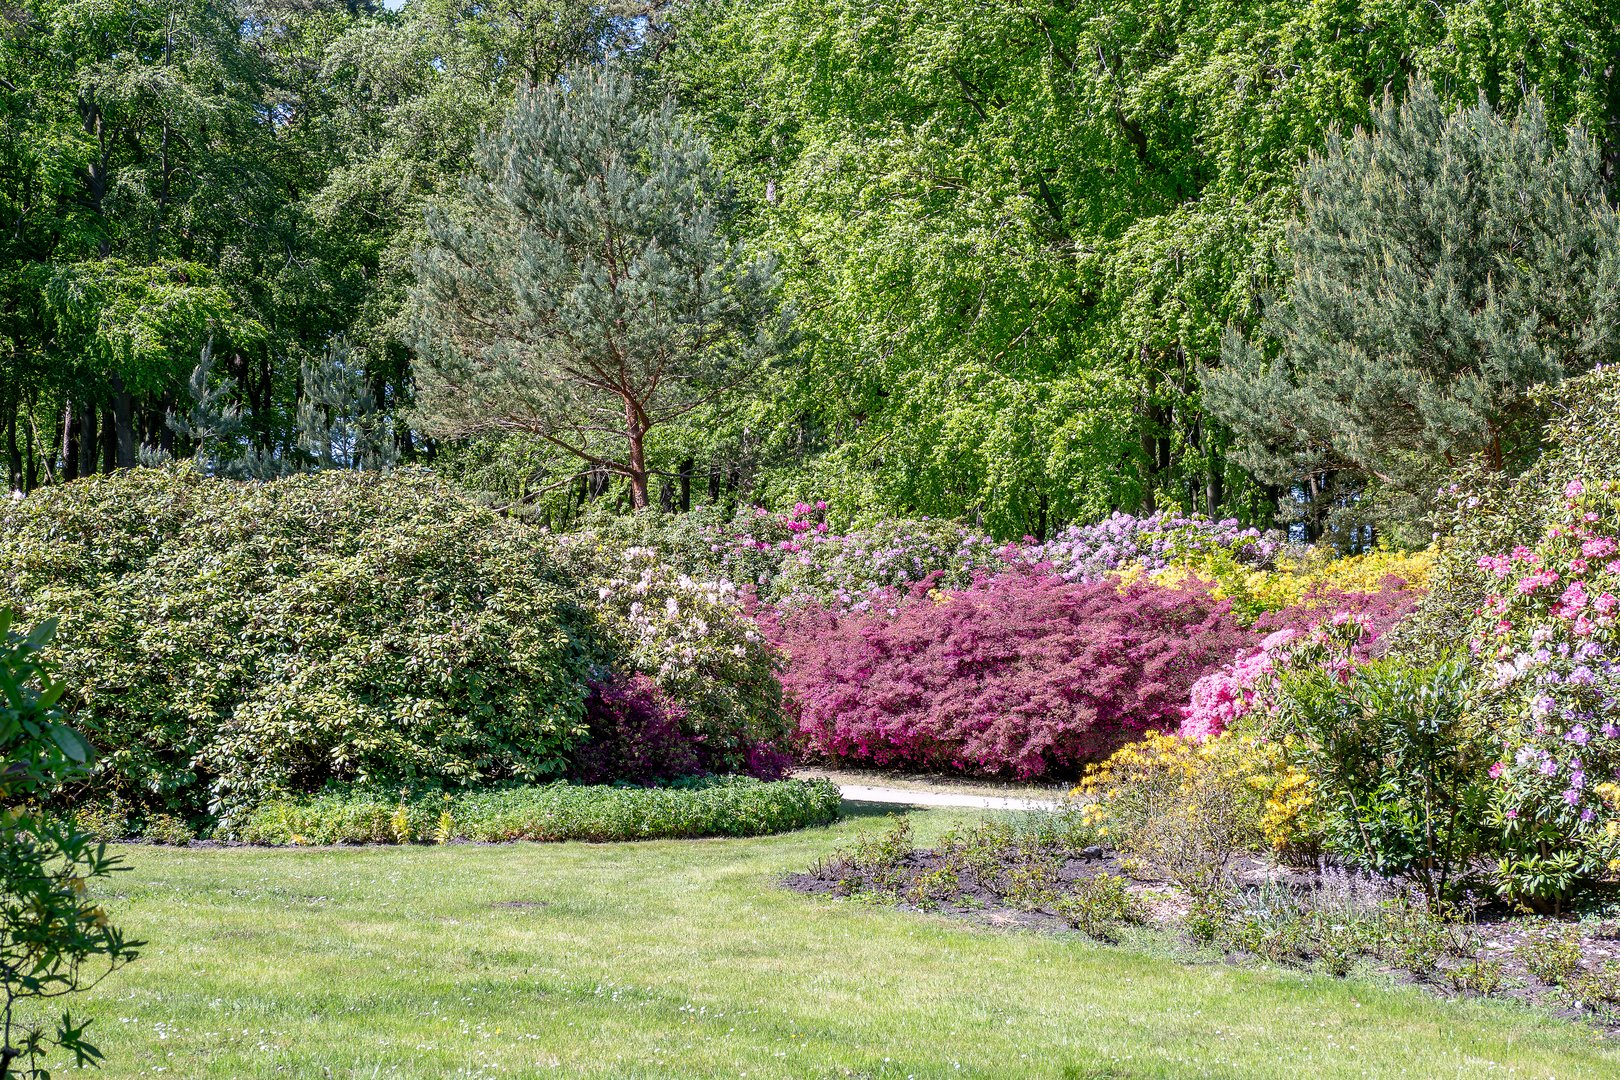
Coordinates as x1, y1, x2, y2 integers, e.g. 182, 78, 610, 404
0, 468, 598, 823
235, 778, 842, 845
1267, 640, 1493, 905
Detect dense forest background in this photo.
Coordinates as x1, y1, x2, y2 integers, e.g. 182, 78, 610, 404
2, 0, 1617, 540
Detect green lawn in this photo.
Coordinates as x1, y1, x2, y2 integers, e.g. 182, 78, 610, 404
48, 808, 1620, 1078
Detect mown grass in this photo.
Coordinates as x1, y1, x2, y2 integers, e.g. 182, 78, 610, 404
45, 808, 1620, 1078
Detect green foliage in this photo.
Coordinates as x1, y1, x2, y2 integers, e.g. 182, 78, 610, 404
1215, 878, 1473, 983
1447, 958, 1506, 997
1517, 927, 1583, 987
1265, 642, 1493, 904
0, 468, 597, 823
658, 0, 1620, 536
0, 611, 140, 1079
1054, 873, 1144, 942
234, 778, 842, 845
409, 64, 789, 508
1208, 80, 1620, 541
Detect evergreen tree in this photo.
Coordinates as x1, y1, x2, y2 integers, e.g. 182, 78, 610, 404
1205, 79, 1620, 539
166, 341, 245, 465
296, 342, 397, 472
407, 65, 790, 508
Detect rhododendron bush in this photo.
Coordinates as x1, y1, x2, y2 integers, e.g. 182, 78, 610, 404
1473, 478, 1620, 906
774, 572, 1254, 777
571, 503, 1281, 613
1181, 580, 1423, 741
570, 546, 789, 775
1017, 512, 1280, 583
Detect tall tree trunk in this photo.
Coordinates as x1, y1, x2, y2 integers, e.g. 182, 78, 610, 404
77, 401, 98, 477
100, 405, 117, 472
111, 378, 135, 468
63, 401, 79, 480
23, 390, 38, 490
624, 398, 649, 509
678, 457, 693, 511
6, 392, 21, 492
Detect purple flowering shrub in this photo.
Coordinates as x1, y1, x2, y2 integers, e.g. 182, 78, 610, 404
570, 502, 1280, 614
1472, 478, 1620, 906
772, 572, 1254, 778
768, 514, 1004, 611
567, 675, 703, 785
1017, 512, 1281, 583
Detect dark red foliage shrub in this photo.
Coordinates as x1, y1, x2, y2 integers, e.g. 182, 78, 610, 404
566, 674, 793, 785
567, 675, 702, 786
771, 571, 1255, 778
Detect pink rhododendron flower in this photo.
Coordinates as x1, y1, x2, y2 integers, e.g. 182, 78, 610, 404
1583, 537, 1617, 559
1259, 628, 1297, 652
1566, 479, 1585, 499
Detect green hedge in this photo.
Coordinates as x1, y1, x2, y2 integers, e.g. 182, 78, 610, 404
0, 467, 598, 821
235, 778, 843, 845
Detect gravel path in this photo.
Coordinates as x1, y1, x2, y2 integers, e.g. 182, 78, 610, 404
836, 783, 1061, 812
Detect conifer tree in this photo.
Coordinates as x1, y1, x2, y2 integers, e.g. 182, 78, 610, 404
408, 65, 789, 508
1205, 79, 1620, 536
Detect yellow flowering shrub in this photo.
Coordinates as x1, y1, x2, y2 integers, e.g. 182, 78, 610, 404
1073, 731, 1320, 878
1119, 546, 1433, 623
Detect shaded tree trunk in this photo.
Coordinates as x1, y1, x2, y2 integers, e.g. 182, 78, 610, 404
77, 401, 98, 477
678, 457, 693, 511
111, 378, 135, 467
6, 393, 21, 492
100, 405, 116, 472
623, 399, 649, 509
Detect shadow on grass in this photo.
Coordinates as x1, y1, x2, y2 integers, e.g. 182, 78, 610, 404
839, 799, 923, 820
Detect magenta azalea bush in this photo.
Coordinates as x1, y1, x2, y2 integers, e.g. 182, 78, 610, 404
567, 675, 703, 785
566, 674, 790, 786
1472, 478, 1620, 904
773, 571, 1254, 777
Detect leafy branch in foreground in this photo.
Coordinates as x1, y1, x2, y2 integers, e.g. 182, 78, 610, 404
0, 612, 140, 1080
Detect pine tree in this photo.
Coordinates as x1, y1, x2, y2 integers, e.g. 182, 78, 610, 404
407, 65, 790, 508
1204, 79, 1620, 538
165, 340, 245, 464
296, 342, 397, 472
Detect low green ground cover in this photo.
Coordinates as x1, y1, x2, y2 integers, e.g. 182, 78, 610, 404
233, 778, 842, 845
44, 809, 1620, 1078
